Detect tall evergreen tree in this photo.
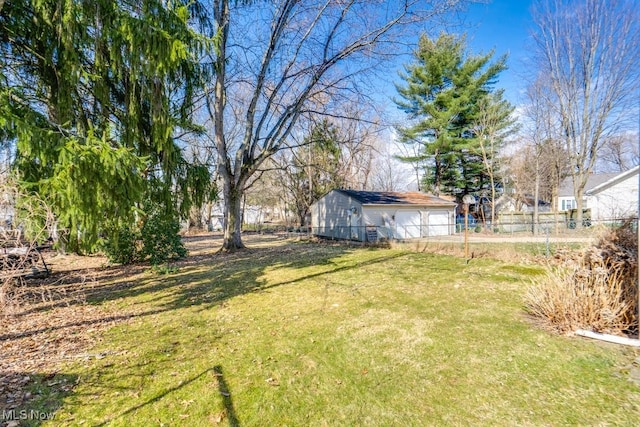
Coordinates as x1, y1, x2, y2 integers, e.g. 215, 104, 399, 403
0, 0, 215, 253
394, 33, 507, 197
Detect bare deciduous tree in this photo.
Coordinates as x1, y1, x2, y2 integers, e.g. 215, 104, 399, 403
529, 0, 640, 227
267, 111, 381, 227
473, 90, 517, 230
598, 133, 639, 172
206, 0, 469, 250
521, 75, 570, 233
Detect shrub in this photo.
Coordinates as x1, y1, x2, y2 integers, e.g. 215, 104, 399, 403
524, 219, 638, 336
103, 208, 187, 266
103, 224, 141, 265
140, 209, 187, 266
525, 262, 634, 334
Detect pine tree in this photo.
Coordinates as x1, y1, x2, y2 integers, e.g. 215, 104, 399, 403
394, 33, 507, 197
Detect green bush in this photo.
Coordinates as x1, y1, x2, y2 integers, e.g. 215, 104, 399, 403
103, 224, 141, 264
140, 209, 187, 265
103, 208, 187, 266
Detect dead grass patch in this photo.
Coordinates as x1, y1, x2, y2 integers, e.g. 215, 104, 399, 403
525, 219, 638, 336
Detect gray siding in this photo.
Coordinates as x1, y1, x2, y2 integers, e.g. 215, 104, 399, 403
311, 190, 363, 239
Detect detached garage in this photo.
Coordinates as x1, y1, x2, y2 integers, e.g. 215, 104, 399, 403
310, 189, 456, 241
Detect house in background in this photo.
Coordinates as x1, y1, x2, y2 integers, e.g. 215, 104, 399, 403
585, 166, 639, 221
310, 189, 456, 241
494, 194, 551, 214
556, 166, 639, 222
556, 171, 618, 212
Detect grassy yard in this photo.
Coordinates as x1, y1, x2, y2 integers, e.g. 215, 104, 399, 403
16, 236, 640, 425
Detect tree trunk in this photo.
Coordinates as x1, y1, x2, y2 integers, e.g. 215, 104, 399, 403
552, 186, 559, 235
490, 182, 496, 234
222, 184, 245, 251
574, 187, 584, 229
533, 155, 540, 235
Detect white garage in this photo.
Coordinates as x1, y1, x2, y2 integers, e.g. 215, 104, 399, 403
427, 212, 451, 236
310, 189, 456, 241
395, 211, 421, 239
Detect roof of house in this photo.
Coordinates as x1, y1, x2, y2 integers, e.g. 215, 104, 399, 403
336, 189, 456, 206
558, 172, 620, 197
496, 194, 550, 208
586, 165, 639, 195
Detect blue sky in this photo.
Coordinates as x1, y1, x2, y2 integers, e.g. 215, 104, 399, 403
464, 0, 534, 105
380, 0, 535, 119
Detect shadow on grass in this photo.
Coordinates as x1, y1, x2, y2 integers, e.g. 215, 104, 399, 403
80, 242, 408, 316
93, 368, 214, 427
3, 239, 408, 424
85, 365, 241, 426
10, 239, 405, 323
2, 242, 412, 345
213, 365, 240, 427
0, 371, 78, 427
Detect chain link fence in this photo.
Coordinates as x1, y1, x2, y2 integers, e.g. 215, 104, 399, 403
305, 216, 637, 243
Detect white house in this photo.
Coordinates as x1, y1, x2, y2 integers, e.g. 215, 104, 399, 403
494, 194, 551, 214
310, 189, 456, 241
556, 167, 639, 222
556, 172, 618, 212
585, 166, 639, 221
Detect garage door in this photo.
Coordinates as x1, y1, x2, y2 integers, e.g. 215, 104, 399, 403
427, 212, 450, 236
395, 211, 421, 239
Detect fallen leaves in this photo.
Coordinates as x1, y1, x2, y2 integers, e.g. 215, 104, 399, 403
0, 253, 142, 413
209, 411, 226, 424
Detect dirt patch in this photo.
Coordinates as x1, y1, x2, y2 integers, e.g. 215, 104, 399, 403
0, 245, 163, 414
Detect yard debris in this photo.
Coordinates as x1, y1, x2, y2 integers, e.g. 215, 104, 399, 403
210, 411, 226, 424
0, 252, 143, 415
265, 377, 279, 386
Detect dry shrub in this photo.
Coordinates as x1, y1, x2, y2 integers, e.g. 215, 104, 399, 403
525, 262, 634, 334
0, 179, 56, 314
525, 219, 638, 336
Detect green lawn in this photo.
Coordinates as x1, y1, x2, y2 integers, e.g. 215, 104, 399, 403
35, 238, 640, 425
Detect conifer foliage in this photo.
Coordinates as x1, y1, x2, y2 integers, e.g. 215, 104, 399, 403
395, 33, 510, 196
0, 0, 216, 256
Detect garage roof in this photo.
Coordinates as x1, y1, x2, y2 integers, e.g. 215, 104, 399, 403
337, 189, 456, 206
